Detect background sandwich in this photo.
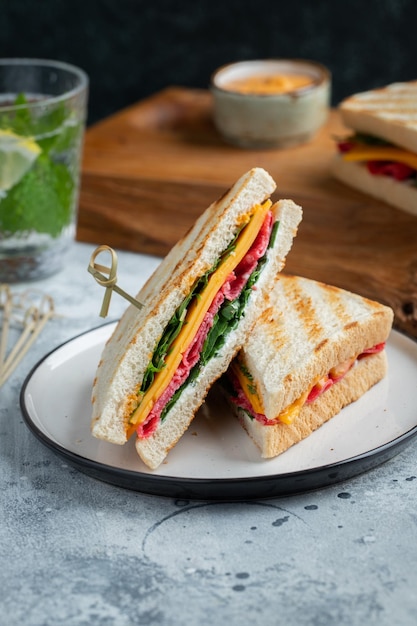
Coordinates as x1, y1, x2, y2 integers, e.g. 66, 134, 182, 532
332, 80, 417, 216
91, 168, 302, 469
223, 274, 393, 458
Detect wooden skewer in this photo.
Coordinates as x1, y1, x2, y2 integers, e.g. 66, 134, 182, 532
0, 287, 56, 388
0, 285, 12, 376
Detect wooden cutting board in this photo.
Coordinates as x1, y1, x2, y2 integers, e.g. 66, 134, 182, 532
78, 87, 417, 338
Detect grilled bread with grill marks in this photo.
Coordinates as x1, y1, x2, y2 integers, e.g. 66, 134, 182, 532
332, 81, 417, 216
91, 168, 302, 469
224, 274, 393, 458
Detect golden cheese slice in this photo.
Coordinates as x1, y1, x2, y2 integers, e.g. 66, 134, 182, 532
231, 355, 309, 425
277, 390, 310, 425
230, 358, 265, 415
236, 356, 358, 426
342, 144, 417, 170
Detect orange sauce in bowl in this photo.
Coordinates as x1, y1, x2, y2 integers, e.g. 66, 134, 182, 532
223, 73, 314, 95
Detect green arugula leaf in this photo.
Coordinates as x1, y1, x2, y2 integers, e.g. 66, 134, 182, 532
352, 132, 391, 147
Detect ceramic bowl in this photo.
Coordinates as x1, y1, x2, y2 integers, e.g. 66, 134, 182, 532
210, 59, 331, 149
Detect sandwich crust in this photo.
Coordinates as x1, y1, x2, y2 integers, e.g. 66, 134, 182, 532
235, 350, 387, 458
227, 274, 393, 459
91, 167, 302, 469
339, 81, 417, 154
333, 81, 417, 215
240, 274, 393, 420
135, 198, 302, 469
332, 155, 417, 217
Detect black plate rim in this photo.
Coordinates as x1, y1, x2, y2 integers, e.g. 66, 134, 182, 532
19, 323, 417, 501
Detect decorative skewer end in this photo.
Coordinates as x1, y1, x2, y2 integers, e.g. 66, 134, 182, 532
88, 245, 144, 318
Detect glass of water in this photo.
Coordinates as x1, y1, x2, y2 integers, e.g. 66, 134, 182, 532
0, 59, 88, 282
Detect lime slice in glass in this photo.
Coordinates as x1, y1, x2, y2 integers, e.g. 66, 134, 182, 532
0, 129, 41, 192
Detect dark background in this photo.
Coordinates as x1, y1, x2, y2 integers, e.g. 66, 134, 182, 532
1, 0, 416, 125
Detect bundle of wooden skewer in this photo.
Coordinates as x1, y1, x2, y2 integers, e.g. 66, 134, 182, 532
0, 285, 56, 388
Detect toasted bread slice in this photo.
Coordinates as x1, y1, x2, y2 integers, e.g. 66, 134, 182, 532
339, 81, 417, 153
332, 154, 417, 217
91, 168, 302, 469
236, 350, 387, 458
224, 274, 393, 458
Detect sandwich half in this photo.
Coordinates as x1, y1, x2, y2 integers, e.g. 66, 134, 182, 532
223, 274, 394, 458
332, 80, 417, 216
91, 168, 302, 469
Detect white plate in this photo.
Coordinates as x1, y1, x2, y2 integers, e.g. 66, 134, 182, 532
20, 323, 417, 500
